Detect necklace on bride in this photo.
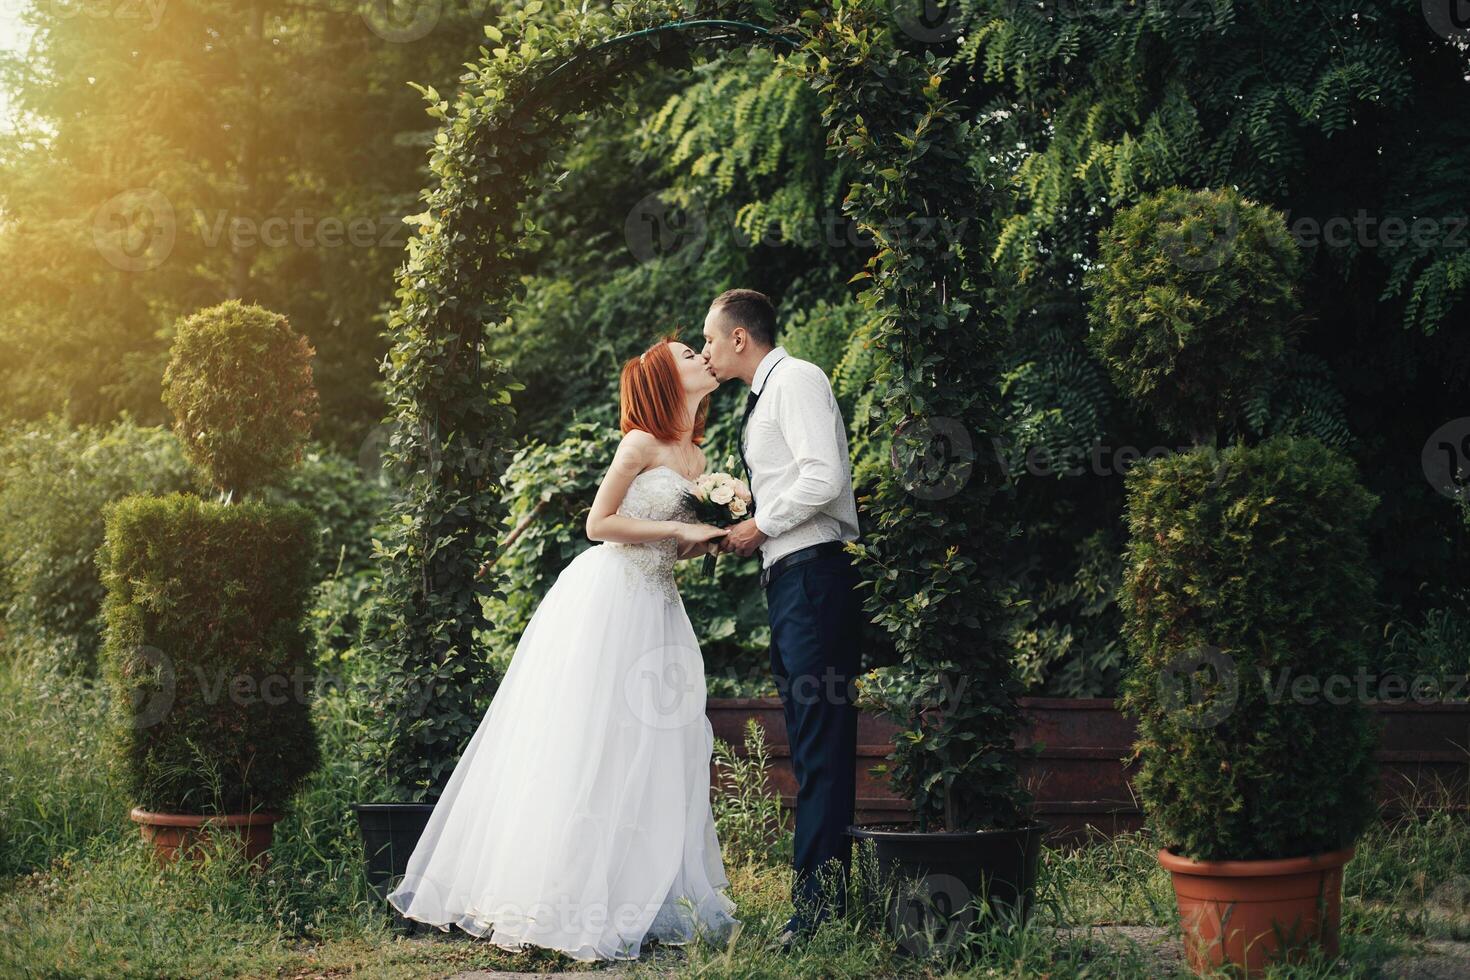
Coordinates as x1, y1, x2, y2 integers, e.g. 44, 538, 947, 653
667, 439, 702, 482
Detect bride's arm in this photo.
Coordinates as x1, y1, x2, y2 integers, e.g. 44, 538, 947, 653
675, 537, 719, 560
585, 430, 698, 545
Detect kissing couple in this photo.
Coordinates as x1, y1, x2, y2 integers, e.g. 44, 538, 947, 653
387, 288, 864, 961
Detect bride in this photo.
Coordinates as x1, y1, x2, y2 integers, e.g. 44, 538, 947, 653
386, 336, 740, 962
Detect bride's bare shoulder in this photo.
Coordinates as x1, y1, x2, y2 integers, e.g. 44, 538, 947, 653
609, 428, 661, 472
617, 428, 659, 452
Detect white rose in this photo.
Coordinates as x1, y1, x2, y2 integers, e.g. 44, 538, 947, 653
729, 497, 748, 517
732, 479, 752, 502
710, 484, 735, 505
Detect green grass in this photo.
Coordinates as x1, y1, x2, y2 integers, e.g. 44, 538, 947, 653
1, 647, 1464, 978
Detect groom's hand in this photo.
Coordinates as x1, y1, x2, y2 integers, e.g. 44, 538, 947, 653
722, 518, 767, 558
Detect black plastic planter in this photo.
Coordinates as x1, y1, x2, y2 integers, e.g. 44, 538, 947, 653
351, 802, 435, 934
847, 821, 1047, 958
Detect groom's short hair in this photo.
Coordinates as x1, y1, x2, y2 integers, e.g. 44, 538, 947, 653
710, 289, 777, 349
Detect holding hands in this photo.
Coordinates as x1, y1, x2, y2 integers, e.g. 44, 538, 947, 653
674, 522, 728, 559
718, 517, 767, 558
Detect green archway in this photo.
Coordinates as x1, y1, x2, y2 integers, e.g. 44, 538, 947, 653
367, 0, 1022, 831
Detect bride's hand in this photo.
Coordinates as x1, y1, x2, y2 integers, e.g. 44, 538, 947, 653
674, 523, 727, 555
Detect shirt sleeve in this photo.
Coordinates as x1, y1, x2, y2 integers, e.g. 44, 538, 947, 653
753, 366, 846, 538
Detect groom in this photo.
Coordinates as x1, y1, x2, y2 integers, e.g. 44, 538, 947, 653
700, 288, 863, 949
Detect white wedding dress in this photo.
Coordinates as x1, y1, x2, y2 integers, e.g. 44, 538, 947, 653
385, 465, 740, 961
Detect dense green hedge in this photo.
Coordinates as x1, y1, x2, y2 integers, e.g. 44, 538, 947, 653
0, 418, 197, 675
1117, 434, 1381, 861
265, 444, 393, 580
98, 493, 321, 814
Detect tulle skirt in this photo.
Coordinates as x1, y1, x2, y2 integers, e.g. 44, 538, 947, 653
385, 542, 740, 961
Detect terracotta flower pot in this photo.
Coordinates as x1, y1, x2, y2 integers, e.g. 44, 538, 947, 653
1158, 844, 1354, 977
129, 806, 282, 871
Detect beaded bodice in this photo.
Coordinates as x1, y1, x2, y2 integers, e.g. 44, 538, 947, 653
603, 466, 698, 604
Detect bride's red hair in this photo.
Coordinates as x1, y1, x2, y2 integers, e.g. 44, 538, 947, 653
619, 336, 709, 443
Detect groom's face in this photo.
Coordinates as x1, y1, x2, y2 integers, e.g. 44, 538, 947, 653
700, 308, 743, 384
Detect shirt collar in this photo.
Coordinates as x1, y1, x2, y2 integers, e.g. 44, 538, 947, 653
751, 346, 788, 396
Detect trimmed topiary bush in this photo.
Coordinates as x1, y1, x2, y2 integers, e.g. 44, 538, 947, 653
98, 492, 321, 814
162, 299, 318, 499
1085, 186, 1304, 445
1093, 187, 1386, 869
1117, 434, 1382, 861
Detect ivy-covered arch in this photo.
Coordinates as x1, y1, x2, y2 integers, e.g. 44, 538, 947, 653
367, 0, 1024, 832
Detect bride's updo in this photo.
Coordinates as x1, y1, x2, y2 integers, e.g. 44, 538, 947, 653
619, 335, 709, 443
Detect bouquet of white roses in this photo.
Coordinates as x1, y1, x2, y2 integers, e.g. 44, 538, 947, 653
682, 470, 753, 575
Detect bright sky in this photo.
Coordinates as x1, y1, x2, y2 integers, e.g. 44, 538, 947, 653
0, 2, 33, 129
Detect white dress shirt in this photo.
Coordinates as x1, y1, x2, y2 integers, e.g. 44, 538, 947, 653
743, 346, 860, 569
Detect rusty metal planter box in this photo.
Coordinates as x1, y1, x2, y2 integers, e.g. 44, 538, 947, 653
707, 697, 1470, 845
